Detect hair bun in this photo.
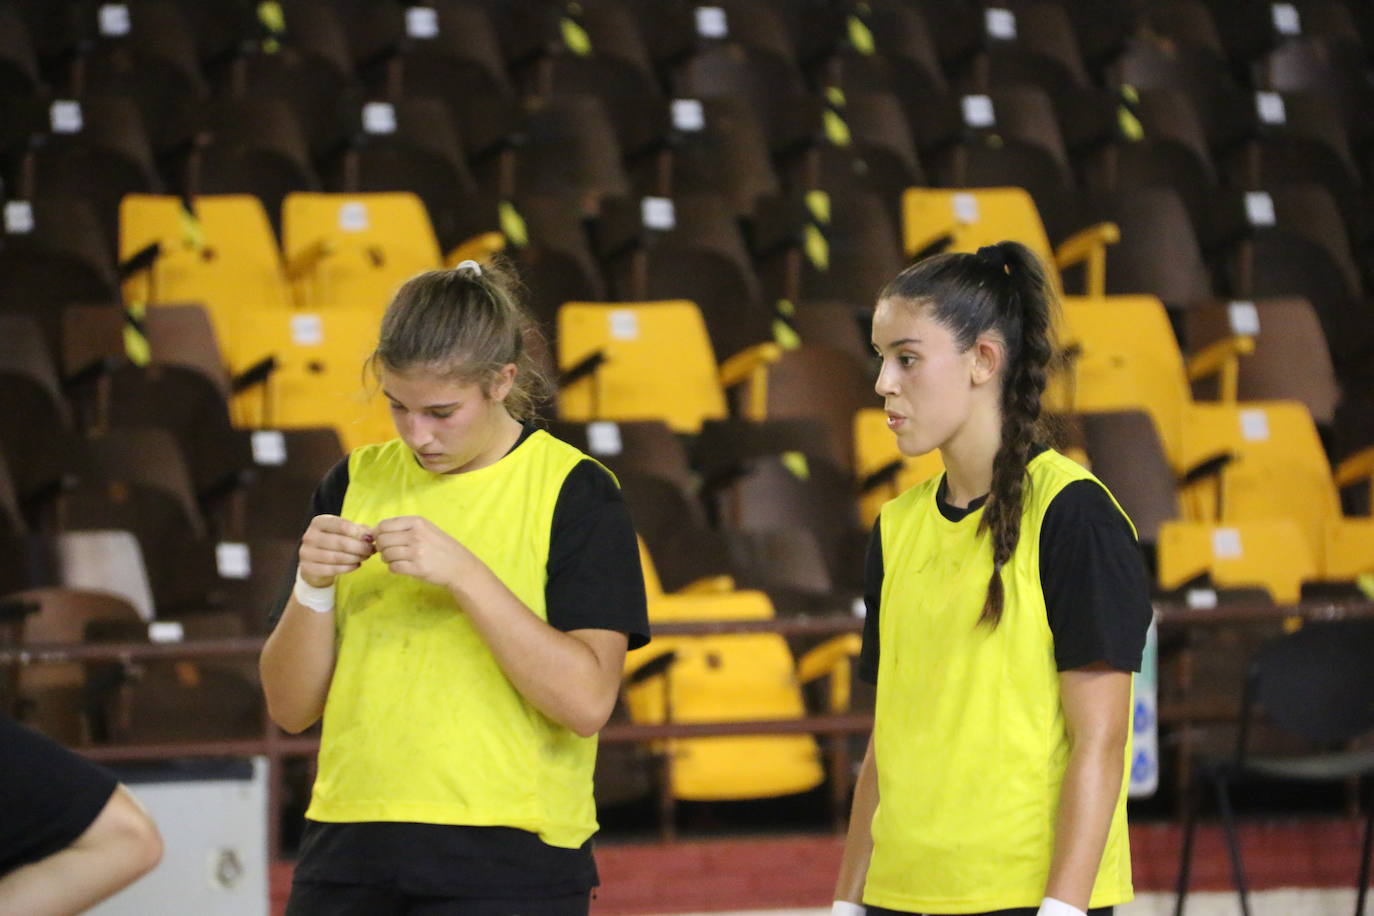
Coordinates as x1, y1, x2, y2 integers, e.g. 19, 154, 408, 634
975, 244, 1009, 273
455, 259, 483, 277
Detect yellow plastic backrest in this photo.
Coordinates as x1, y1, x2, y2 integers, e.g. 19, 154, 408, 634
901, 187, 1054, 267
283, 192, 442, 311
1157, 519, 1316, 604
557, 301, 727, 433
1182, 401, 1342, 559
1060, 296, 1190, 468
622, 630, 824, 801
852, 407, 944, 526
645, 589, 775, 624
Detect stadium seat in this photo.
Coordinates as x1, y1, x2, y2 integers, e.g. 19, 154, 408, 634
764, 345, 876, 472
0, 196, 119, 311
544, 419, 695, 497
557, 299, 780, 434
0, 314, 82, 513
901, 186, 1119, 298
1078, 408, 1181, 564
852, 407, 945, 528
1185, 298, 1341, 428
515, 94, 631, 204
1156, 518, 1316, 603
668, 95, 780, 216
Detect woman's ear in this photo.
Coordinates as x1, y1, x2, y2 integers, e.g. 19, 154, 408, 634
970, 335, 1004, 387
489, 363, 518, 402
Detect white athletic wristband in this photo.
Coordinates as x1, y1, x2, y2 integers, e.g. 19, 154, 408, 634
294, 569, 336, 613
1038, 898, 1086, 916
831, 902, 865, 916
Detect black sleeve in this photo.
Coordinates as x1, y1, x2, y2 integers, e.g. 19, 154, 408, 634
266, 458, 350, 630
0, 714, 118, 873
1040, 480, 1154, 672
856, 521, 883, 684
545, 460, 651, 650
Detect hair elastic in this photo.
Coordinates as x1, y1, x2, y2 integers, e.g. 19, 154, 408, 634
456, 259, 483, 277
976, 244, 1010, 273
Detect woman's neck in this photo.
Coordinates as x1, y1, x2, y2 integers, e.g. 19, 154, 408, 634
938, 404, 1003, 509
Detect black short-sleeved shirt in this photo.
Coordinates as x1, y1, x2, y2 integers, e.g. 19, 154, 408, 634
857, 468, 1153, 685
0, 714, 118, 874
269, 425, 650, 896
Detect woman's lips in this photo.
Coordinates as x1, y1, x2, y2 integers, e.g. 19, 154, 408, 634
886, 411, 906, 430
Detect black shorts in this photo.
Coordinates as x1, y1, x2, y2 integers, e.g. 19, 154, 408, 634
0, 714, 118, 874
285, 880, 591, 916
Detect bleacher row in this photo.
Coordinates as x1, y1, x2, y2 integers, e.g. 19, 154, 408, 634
2, 0, 1373, 811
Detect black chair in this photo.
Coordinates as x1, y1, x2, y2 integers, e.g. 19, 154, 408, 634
1174, 617, 1374, 916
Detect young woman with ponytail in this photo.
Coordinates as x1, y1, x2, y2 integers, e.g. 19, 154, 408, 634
833, 243, 1153, 916
260, 258, 649, 915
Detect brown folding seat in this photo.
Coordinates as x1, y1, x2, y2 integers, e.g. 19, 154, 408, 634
236, 427, 345, 541
598, 193, 772, 364
543, 419, 694, 497
668, 94, 780, 217
508, 194, 608, 337
0, 4, 47, 159
0, 314, 82, 515
1225, 184, 1373, 386
1186, 298, 1341, 428
1258, 35, 1374, 161
332, 97, 499, 254
674, 41, 820, 164
789, 301, 875, 365
0, 447, 24, 535
935, 85, 1077, 224
1078, 408, 1181, 569
813, 90, 926, 210
1085, 87, 1219, 248
172, 97, 321, 238
1221, 89, 1364, 242
538, 2, 665, 166
1067, 187, 1214, 308
710, 452, 865, 591
515, 94, 631, 206
9, 586, 145, 745
616, 469, 733, 595
68, 0, 208, 155
20, 95, 163, 246
764, 345, 876, 473
979, 1, 1091, 96
161, 0, 259, 68
59, 428, 219, 615
54, 529, 155, 621
0, 196, 119, 312
757, 188, 905, 313
218, 0, 360, 161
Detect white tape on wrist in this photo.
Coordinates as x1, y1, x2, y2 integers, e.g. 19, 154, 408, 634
1038, 898, 1087, 916
294, 569, 336, 613
831, 902, 865, 916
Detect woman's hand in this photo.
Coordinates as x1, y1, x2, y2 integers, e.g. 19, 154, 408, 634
374, 516, 471, 591
299, 515, 375, 588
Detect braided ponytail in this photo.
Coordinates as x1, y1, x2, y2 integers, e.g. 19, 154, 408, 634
878, 240, 1056, 628
974, 243, 1054, 626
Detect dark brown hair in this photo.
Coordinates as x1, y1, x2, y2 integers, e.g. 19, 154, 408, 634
879, 241, 1056, 627
366, 256, 549, 421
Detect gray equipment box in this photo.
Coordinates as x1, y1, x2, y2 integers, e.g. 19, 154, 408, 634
88, 756, 269, 916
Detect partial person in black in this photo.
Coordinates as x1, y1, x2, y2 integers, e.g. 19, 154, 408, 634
0, 714, 162, 915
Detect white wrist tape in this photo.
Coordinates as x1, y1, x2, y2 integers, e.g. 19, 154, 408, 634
294, 569, 336, 613
831, 902, 865, 916
1038, 898, 1087, 916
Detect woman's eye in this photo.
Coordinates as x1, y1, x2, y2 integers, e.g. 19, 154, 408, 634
430, 411, 454, 420
899, 355, 917, 367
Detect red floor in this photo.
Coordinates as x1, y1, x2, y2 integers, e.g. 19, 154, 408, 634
269, 818, 1370, 914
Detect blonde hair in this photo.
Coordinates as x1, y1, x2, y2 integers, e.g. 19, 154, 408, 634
366, 256, 550, 421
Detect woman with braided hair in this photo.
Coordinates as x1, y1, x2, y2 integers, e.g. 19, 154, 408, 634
833, 242, 1153, 916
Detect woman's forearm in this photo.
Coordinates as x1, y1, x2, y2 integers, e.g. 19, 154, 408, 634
449, 561, 625, 737
834, 735, 879, 903
1043, 739, 1126, 909
259, 596, 337, 734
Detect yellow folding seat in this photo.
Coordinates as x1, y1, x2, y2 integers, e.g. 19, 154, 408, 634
282, 192, 442, 312
900, 187, 1119, 296
852, 407, 944, 527
624, 544, 861, 802
1057, 295, 1254, 473
1157, 519, 1317, 604
557, 300, 780, 433
1182, 401, 1374, 581
119, 194, 294, 427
